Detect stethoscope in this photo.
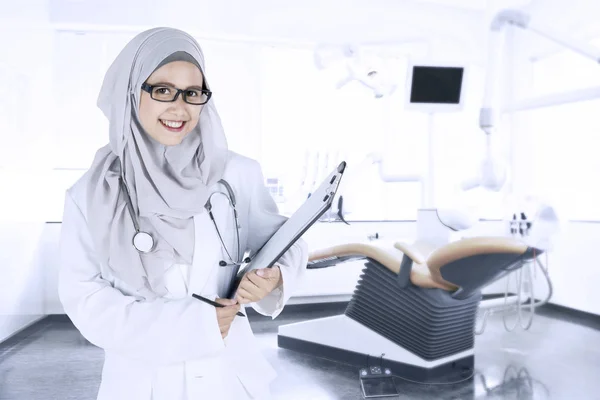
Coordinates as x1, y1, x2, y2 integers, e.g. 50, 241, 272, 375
119, 175, 246, 267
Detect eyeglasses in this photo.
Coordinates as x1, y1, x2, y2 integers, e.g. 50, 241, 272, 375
141, 82, 212, 105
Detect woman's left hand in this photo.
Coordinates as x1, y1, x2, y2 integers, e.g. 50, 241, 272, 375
236, 266, 283, 304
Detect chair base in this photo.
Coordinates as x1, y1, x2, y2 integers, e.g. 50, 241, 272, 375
277, 314, 475, 384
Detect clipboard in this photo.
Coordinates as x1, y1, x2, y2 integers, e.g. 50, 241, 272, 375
225, 161, 347, 299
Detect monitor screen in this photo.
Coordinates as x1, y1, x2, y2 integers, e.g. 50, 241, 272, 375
409, 66, 464, 104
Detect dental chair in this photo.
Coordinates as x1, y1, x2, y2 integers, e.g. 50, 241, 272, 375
277, 237, 542, 384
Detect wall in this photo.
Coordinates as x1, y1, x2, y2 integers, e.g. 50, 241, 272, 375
0, 222, 47, 343
538, 222, 600, 315
0, 1, 54, 344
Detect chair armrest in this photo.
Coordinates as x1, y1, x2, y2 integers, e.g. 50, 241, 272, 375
394, 241, 426, 265
308, 242, 455, 291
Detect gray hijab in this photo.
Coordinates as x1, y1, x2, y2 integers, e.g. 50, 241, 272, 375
86, 27, 229, 298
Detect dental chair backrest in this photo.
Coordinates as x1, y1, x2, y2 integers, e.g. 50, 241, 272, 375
426, 237, 543, 300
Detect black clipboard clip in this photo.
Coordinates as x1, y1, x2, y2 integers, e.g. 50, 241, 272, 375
225, 248, 253, 299
236, 248, 253, 278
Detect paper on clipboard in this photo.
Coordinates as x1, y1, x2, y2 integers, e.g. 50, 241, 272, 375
225, 161, 347, 299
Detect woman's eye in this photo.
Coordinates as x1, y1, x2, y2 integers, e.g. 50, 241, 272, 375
186, 90, 199, 97
155, 87, 171, 95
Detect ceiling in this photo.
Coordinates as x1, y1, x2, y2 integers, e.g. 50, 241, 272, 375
47, 0, 485, 42
6, 0, 600, 65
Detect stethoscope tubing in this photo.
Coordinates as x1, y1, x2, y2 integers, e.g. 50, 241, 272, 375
121, 175, 242, 263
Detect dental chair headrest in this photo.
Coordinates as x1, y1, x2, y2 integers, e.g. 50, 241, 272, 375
427, 237, 541, 299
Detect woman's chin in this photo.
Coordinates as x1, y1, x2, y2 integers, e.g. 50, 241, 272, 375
152, 129, 190, 146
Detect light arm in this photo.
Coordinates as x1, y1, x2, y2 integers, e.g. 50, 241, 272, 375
468, 8, 600, 192
482, 8, 600, 132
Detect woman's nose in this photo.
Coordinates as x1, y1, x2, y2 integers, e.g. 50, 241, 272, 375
167, 95, 189, 113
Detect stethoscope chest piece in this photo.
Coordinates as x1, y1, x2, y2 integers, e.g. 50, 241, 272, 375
133, 231, 155, 253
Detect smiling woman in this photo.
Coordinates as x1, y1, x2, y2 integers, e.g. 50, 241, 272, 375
56, 27, 308, 400
138, 52, 212, 146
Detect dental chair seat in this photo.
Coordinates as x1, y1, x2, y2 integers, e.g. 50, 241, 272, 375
281, 236, 541, 384
308, 236, 535, 299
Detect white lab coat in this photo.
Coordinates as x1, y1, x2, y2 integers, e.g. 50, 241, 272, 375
58, 152, 308, 400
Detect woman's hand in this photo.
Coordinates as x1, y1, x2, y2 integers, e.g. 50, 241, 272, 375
214, 298, 241, 338
235, 266, 283, 305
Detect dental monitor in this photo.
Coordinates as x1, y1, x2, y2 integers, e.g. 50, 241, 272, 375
405, 62, 466, 112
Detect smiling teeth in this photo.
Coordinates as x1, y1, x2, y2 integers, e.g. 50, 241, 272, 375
161, 120, 183, 128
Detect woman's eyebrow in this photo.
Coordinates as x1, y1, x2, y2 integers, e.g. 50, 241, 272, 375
149, 81, 203, 89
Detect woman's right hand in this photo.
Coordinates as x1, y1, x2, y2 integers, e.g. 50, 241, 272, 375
215, 298, 241, 339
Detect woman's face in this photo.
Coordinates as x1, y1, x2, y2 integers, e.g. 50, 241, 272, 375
139, 61, 205, 146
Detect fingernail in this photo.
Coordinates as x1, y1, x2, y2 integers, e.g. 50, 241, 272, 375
257, 270, 264, 277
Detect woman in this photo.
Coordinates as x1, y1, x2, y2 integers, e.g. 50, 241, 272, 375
58, 27, 308, 400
